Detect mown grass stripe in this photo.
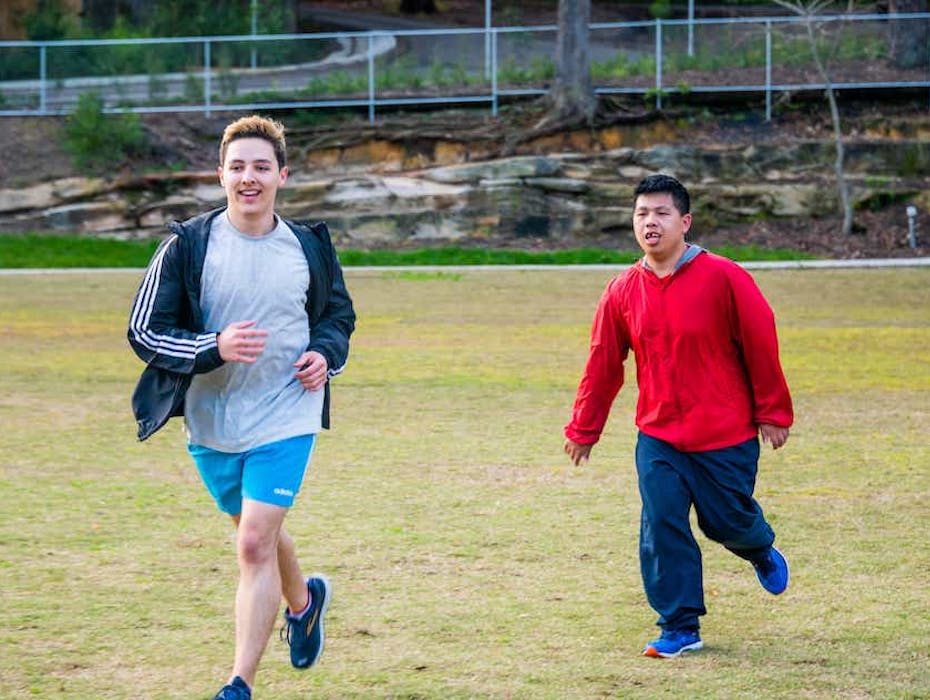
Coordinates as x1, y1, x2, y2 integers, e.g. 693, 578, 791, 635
0, 234, 815, 269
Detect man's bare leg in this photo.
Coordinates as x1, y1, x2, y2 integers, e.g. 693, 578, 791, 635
277, 527, 310, 614
228, 499, 288, 689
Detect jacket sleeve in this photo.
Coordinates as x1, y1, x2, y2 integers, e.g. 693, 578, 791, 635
309, 237, 356, 379
728, 267, 794, 428
564, 278, 630, 445
127, 234, 223, 375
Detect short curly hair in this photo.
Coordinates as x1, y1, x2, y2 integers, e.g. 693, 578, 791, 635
219, 115, 287, 170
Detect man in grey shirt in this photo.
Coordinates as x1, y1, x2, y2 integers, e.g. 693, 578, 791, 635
128, 115, 355, 700
185, 211, 326, 451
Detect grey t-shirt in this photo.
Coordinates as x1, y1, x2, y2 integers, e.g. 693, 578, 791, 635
184, 213, 324, 452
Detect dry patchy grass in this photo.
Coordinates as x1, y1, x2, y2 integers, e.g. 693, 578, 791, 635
0, 268, 928, 699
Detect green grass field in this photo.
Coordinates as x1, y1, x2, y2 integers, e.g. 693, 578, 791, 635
0, 234, 815, 269
0, 267, 928, 699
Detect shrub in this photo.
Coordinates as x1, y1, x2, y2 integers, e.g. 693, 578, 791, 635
23, 0, 76, 40
649, 0, 672, 20
63, 92, 146, 172
183, 75, 204, 103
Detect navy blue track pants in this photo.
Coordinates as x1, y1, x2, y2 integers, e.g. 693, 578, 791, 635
635, 432, 776, 632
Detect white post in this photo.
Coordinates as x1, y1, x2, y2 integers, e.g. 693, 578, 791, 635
907, 205, 918, 249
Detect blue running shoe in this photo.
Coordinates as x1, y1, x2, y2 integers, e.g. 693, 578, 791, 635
752, 546, 790, 595
213, 676, 251, 700
282, 574, 331, 669
643, 628, 703, 658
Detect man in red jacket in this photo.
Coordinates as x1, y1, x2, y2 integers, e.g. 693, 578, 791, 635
564, 174, 793, 659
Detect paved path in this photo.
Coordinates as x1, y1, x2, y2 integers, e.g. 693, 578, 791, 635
303, 6, 644, 73
0, 31, 396, 112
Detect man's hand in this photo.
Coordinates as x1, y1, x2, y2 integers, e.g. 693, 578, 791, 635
217, 320, 268, 363
294, 350, 328, 391
759, 423, 790, 450
564, 439, 594, 467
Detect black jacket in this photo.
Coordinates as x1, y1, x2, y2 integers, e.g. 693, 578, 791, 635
127, 208, 356, 441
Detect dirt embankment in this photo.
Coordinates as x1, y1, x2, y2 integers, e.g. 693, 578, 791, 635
2, 97, 929, 259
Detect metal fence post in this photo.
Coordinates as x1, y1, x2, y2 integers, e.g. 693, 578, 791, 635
485, 0, 492, 81
491, 28, 498, 117
39, 44, 47, 115
203, 39, 212, 117
688, 0, 695, 56
765, 20, 772, 122
655, 19, 663, 110
368, 33, 376, 123
250, 0, 258, 69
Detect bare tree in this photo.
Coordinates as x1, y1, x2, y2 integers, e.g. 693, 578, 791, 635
542, 0, 596, 126
888, 0, 930, 68
775, 0, 855, 235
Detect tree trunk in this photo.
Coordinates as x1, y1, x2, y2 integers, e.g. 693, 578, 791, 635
802, 15, 854, 235
400, 0, 437, 14
826, 84, 854, 235
889, 0, 929, 69
776, 0, 855, 234
545, 0, 596, 124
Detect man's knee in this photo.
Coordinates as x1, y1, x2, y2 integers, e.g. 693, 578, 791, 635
237, 523, 281, 566
239, 535, 275, 566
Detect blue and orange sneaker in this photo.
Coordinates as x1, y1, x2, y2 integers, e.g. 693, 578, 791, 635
282, 574, 331, 669
752, 546, 790, 595
642, 628, 704, 658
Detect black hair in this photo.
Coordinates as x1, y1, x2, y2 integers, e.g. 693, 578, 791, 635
633, 174, 690, 215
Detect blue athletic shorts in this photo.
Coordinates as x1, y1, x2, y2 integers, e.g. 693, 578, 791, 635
187, 434, 316, 515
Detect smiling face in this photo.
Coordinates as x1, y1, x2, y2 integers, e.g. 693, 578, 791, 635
632, 191, 692, 268
218, 136, 288, 236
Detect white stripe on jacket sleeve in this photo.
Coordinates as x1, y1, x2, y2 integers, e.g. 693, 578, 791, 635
129, 234, 217, 361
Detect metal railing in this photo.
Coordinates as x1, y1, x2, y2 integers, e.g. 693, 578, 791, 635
0, 12, 927, 121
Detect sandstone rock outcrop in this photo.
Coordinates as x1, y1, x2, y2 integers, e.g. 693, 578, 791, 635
1, 139, 928, 245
